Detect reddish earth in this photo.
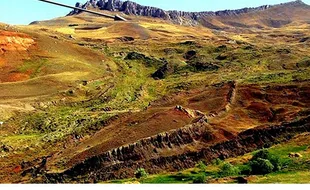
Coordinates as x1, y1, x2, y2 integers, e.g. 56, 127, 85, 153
0, 30, 35, 52
44, 104, 310, 183
0, 30, 36, 83
45, 82, 310, 175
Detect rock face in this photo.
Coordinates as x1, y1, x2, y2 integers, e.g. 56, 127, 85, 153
68, 0, 307, 26
45, 116, 310, 183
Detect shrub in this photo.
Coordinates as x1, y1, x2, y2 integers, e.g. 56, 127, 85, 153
193, 173, 207, 184
211, 158, 223, 166
251, 149, 270, 161
219, 162, 240, 177
251, 149, 283, 172
134, 168, 148, 179
268, 154, 282, 172
196, 161, 207, 172
238, 164, 252, 175
249, 158, 274, 175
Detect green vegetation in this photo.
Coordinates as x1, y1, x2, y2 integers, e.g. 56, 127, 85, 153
218, 162, 240, 177
16, 106, 114, 143
140, 173, 195, 184
252, 171, 310, 184
135, 168, 149, 179
193, 173, 207, 184
18, 59, 47, 78
196, 161, 207, 172
250, 149, 283, 172
297, 57, 310, 68
250, 158, 274, 175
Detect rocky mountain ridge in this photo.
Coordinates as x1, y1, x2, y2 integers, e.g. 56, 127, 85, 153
69, 0, 307, 25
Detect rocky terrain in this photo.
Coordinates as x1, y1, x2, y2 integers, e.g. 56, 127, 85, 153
0, 0, 310, 184
69, 0, 309, 26
45, 115, 310, 183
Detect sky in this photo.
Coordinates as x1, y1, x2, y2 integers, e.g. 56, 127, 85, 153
0, 0, 309, 25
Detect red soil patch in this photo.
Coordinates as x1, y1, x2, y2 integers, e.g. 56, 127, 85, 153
5, 72, 31, 82
0, 30, 35, 52
0, 30, 37, 83
13, 165, 22, 173
151, 83, 233, 113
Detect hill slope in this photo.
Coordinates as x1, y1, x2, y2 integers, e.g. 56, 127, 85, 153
0, 0, 310, 184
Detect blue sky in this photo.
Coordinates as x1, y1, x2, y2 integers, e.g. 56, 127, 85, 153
0, 0, 309, 25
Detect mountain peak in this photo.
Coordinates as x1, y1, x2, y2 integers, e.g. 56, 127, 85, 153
277, 0, 306, 6
69, 0, 310, 26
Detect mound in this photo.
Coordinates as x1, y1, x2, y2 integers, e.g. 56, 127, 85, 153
104, 22, 151, 40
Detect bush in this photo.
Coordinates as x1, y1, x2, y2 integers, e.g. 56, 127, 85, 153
219, 162, 240, 177
268, 154, 282, 172
134, 168, 148, 179
251, 149, 283, 172
193, 173, 207, 184
238, 164, 252, 175
211, 158, 223, 166
196, 161, 207, 172
251, 149, 270, 160
250, 158, 274, 175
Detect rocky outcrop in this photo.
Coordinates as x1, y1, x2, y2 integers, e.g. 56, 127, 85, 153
68, 0, 307, 26
45, 115, 310, 183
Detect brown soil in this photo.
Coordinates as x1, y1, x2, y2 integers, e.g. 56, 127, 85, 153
44, 82, 310, 178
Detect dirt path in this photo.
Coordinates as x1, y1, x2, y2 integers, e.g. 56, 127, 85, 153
0, 104, 35, 112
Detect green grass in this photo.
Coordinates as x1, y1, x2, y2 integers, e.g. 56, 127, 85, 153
108, 171, 206, 184
141, 174, 194, 184
17, 105, 114, 143
252, 170, 310, 184
268, 145, 308, 157
18, 59, 47, 78
243, 69, 310, 84
0, 134, 44, 151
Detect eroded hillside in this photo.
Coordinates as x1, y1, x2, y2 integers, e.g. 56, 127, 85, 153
0, 0, 310, 184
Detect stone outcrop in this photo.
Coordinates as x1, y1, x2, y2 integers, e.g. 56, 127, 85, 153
68, 0, 307, 26
45, 115, 310, 183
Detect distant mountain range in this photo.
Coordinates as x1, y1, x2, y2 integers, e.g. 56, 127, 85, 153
69, 0, 310, 28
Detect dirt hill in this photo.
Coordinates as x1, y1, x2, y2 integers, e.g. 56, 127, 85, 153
0, 0, 310, 184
